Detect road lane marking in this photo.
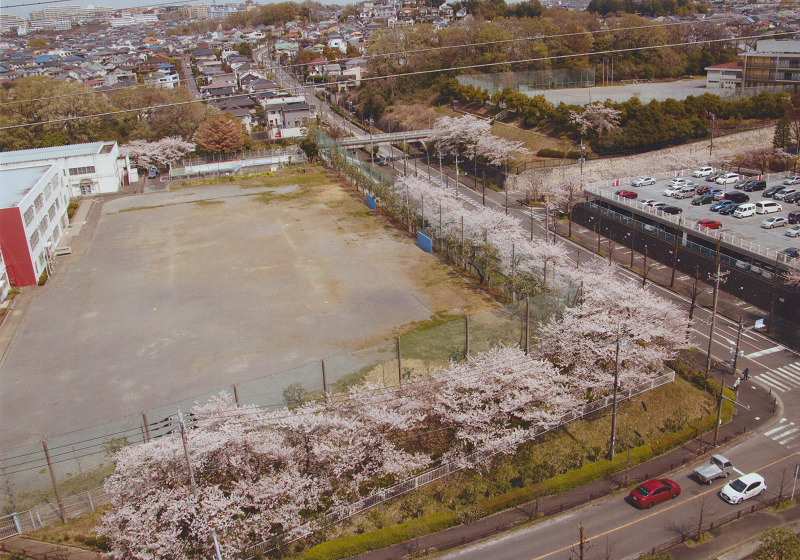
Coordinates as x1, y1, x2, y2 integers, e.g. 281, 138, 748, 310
732, 467, 744, 475
747, 346, 785, 358
527, 452, 798, 560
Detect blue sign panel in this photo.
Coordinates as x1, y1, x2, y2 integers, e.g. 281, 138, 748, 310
366, 195, 376, 210
418, 232, 433, 253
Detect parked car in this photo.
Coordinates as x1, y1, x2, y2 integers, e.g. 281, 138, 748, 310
706, 172, 723, 183
716, 173, 739, 185
650, 202, 668, 209
692, 167, 714, 177
693, 194, 716, 205
675, 186, 696, 199
761, 216, 788, 229
744, 180, 767, 192
698, 219, 723, 229
784, 192, 800, 204
786, 225, 800, 238
764, 185, 784, 198
640, 199, 657, 206
719, 204, 741, 216
710, 200, 735, 212
756, 201, 783, 214
723, 192, 750, 204
734, 179, 752, 190
694, 455, 733, 484
615, 189, 638, 199
779, 247, 800, 258
661, 205, 683, 215
783, 175, 800, 186
147, 167, 159, 179
663, 186, 683, 197
720, 473, 766, 505
788, 211, 800, 224
774, 187, 797, 201
632, 176, 656, 187
629, 479, 681, 509
670, 177, 691, 186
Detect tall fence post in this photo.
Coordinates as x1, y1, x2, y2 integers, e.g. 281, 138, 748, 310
142, 411, 151, 443
397, 337, 402, 386
322, 359, 328, 396
233, 384, 240, 407
42, 439, 67, 524
465, 316, 469, 359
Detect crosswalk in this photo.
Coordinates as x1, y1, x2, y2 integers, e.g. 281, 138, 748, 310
764, 418, 800, 450
755, 362, 800, 393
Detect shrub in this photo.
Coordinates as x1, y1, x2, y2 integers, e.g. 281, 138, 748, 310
537, 148, 581, 159
37, 270, 48, 286
67, 201, 79, 220
301, 512, 457, 560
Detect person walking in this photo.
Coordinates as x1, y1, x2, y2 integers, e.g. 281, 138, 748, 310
733, 377, 741, 393
743, 368, 750, 380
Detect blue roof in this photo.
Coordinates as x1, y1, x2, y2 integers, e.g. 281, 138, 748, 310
0, 142, 105, 166
35, 55, 59, 64
0, 165, 53, 209
157, 63, 175, 68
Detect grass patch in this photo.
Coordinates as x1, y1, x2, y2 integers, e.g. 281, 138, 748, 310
11, 463, 116, 512
26, 507, 109, 551
686, 532, 712, 546
171, 166, 331, 191
119, 205, 169, 212
194, 200, 224, 207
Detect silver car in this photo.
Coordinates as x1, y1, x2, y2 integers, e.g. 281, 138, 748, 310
783, 175, 800, 186
633, 176, 656, 187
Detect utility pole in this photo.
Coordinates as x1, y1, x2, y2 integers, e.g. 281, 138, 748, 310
706, 262, 725, 373
42, 439, 67, 524
178, 410, 223, 560
731, 317, 744, 377
610, 325, 621, 461
369, 118, 374, 170
714, 380, 726, 446
709, 112, 715, 156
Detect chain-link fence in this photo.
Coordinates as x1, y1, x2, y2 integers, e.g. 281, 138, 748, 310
458, 68, 596, 96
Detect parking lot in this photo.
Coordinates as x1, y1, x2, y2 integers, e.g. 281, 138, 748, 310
599, 171, 800, 256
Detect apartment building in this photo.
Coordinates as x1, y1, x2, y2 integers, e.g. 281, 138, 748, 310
741, 39, 800, 92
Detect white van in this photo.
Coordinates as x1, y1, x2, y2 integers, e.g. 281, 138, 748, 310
716, 172, 739, 185
733, 203, 756, 218
756, 201, 782, 214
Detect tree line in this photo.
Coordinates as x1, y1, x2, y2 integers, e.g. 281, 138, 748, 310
439, 78, 790, 154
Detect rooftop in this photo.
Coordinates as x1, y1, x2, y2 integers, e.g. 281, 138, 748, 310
0, 165, 52, 209
0, 142, 106, 166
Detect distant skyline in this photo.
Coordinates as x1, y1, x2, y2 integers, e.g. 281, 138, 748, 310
2, 0, 351, 24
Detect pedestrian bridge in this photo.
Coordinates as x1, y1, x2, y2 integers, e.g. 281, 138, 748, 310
336, 129, 435, 148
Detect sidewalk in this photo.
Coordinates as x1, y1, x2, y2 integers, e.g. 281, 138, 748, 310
0, 536, 100, 560
346, 365, 777, 560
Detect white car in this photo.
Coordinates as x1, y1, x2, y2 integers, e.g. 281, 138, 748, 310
783, 175, 800, 186
641, 199, 657, 206
650, 202, 668, 209
632, 177, 656, 187
716, 173, 740, 185
692, 167, 714, 177
663, 186, 683, 197
761, 217, 788, 229
786, 225, 800, 238
719, 473, 766, 504
670, 178, 691, 186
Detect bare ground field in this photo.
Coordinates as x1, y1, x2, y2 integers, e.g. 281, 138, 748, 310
0, 166, 497, 450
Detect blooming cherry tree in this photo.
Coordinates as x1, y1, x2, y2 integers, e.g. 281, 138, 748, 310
120, 137, 196, 170
569, 103, 621, 136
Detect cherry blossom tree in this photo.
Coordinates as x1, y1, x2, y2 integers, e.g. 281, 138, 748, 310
120, 137, 196, 170
535, 263, 689, 394
569, 103, 621, 137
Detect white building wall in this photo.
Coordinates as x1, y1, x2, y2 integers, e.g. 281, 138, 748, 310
0, 248, 9, 302
17, 165, 70, 281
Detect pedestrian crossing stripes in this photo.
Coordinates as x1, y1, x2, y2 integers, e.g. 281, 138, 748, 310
755, 362, 800, 393
764, 418, 800, 451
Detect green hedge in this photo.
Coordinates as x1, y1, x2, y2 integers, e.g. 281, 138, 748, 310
302, 512, 458, 560
537, 148, 581, 159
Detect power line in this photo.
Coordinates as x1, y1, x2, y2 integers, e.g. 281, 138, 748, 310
0, 31, 777, 132
3, 0, 72, 8
0, 16, 741, 108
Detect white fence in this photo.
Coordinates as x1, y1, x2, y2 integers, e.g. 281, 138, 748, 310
245, 370, 675, 557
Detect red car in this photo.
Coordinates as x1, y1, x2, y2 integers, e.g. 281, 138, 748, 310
697, 219, 722, 229
629, 478, 681, 509
615, 190, 638, 199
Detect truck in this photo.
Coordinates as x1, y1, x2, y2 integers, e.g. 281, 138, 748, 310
693, 454, 733, 484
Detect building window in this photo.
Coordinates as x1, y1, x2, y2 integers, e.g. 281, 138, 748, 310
79, 182, 93, 195
34, 194, 44, 210
69, 166, 96, 176
44, 184, 52, 200
29, 230, 39, 249
39, 216, 48, 234
24, 206, 35, 226
48, 204, 56, 220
